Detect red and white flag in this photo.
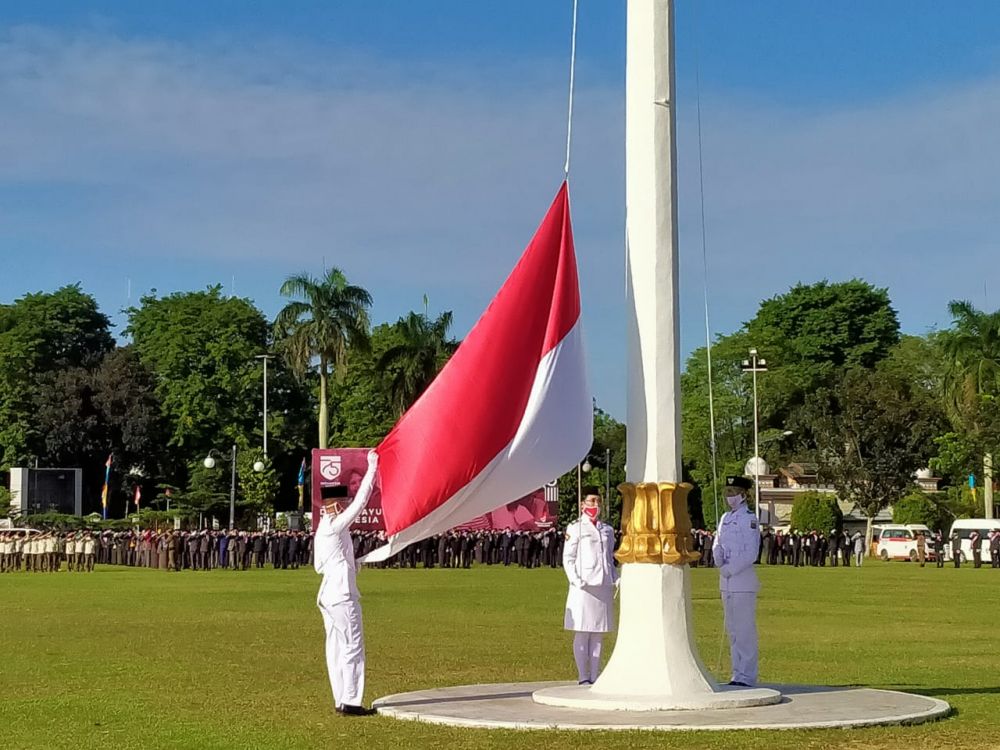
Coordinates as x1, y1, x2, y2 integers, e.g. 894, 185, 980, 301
362, 183, 592, 562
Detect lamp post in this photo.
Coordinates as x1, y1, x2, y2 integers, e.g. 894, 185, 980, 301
255, 354, 274, 459
204, 445, 264, 530
741, 348, 769, 524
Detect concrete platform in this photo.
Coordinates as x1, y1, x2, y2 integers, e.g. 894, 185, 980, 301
373, 681, 951, 731
532, 682, 783, 711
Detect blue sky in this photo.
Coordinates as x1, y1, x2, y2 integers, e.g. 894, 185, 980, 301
2, 2, 999, 418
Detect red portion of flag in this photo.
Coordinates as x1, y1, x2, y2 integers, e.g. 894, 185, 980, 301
376, 183, 580, 536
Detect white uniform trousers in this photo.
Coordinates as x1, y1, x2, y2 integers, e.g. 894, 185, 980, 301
319, 600, 365, 707
722, 591, 758, 685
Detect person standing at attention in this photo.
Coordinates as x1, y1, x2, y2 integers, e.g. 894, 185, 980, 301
712, 476, 761, 687
562, 486, 618, 686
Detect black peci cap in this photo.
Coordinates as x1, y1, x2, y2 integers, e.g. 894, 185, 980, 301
724, 476, 753, 491
321, 485, 349, 500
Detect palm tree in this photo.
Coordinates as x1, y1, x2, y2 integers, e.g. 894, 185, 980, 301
274, 269, 372, 448
939, 300, 1000, 516
377, 311, 456, 416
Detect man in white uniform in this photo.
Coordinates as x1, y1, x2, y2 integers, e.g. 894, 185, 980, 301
712, 476, 761, 687
562, 486, 618, 685
314, 450, 378, 716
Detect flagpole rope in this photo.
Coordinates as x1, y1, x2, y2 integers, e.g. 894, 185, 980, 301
693, 0, 721, 532
564, 0, 579, 178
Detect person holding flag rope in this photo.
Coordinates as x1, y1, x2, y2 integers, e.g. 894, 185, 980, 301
314, 450, 379, 716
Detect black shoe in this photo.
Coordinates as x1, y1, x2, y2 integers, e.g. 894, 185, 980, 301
339, 704, 375, 716
728, 681, 751, 688
578, 680, 593, 686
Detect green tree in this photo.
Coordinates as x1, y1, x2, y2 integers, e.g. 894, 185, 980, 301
789, 491, 843, 533
26, 347, 164, 514
892, 489, 949, 531
237, 447, 279, 520
681, 280, 900, 522
376, 311, 456, 416
0, 486, 11, 518
938, 300, 1000, 516
746, 280, 900, 402
274, 269, 372, 449
797, 369, 943, 549
0, 286, 113, 467
179, 460, 229, 527
329, 323, 406, 447
555, 405, 626, 530
877, 333, 946, 397
126, 287, 270, 477
930, 432, 978, 487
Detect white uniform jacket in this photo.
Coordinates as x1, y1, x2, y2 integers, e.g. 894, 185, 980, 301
563, 517, 618, 633
314, 460, 377, 607
712, 505, 761, 594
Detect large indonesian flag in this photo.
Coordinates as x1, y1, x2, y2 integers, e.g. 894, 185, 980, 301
362, 182, 592, 562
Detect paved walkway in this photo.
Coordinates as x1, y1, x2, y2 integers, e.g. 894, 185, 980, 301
373, 681, 951, 731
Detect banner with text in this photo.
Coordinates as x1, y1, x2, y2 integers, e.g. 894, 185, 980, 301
311, 448, 557, 533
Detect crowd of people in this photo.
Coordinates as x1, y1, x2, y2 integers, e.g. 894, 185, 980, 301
5, 524, 995, 574
352, 528, 568, 569
0, 530, 97, 572
689, 528, 867, 568
0, 529, 314, 572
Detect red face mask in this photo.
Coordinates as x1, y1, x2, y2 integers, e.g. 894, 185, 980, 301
583, 506, 599, 522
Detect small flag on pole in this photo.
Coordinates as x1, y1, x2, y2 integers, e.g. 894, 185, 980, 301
101, 454, 112, 520
297, 457, 307, 512
133, 485, 141, 511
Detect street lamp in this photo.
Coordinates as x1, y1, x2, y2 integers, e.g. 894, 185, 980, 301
204, 445, 264, 530
741, 348, 769, 525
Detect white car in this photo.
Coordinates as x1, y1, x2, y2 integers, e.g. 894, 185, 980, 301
876, 524, 935, 562
947, 519, 1000, 563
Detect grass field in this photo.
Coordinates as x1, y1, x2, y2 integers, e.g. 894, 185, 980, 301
2, 561, 998, 750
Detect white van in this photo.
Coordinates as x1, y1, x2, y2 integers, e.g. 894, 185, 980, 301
947, 519, 1000, 563
876, 524, 935, 562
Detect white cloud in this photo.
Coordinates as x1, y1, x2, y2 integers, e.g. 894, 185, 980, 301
1, 25, 998, 416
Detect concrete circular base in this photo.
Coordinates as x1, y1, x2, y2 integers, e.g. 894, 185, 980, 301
532, 682, 782, 711
373, 681, 951, 731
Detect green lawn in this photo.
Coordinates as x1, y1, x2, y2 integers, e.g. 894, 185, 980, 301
1, 562, 997, 750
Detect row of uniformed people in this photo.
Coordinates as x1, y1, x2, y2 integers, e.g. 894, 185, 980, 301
350, 528, 571, 569
0, 531, 96, 572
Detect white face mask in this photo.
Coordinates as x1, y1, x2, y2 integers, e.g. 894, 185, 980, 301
725, 493, 744, 511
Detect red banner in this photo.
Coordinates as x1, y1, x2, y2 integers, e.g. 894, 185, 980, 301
311, 448, 557, 532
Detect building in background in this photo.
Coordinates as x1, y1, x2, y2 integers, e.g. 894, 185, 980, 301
9, 467, 83, 517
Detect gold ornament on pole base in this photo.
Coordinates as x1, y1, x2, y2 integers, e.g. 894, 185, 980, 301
615, 482, 701, 565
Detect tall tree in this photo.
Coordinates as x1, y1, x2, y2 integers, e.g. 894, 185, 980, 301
329, 323, 405, 447
938, 300, 1000, 516
274, 269, 372, 449
796, 369, 943, 548
0, 286, 113, 468
376, 311, 456, 416
681, 279, 900, 523
126, 287, 270, 482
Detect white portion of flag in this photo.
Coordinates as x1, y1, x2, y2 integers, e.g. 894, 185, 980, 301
361, 322, 591, 562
